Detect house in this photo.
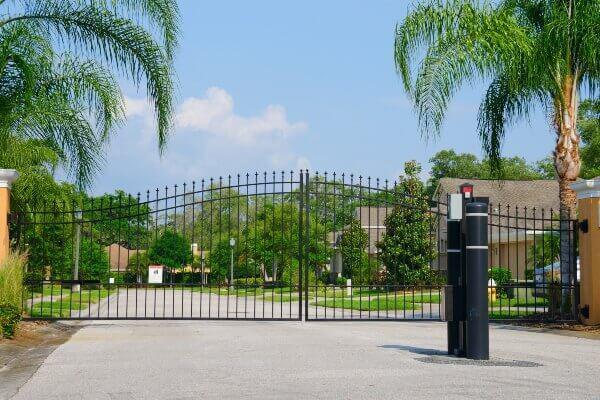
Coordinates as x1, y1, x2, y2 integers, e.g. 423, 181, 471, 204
105, 243, 145, 272
325, 206, 392, 279
433, 178, 560, 278
326, 206, 393, 255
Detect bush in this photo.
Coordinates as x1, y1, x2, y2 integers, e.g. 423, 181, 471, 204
489, 267, 512, 296
412, 267, 446, 286
108, 272, 125, 284
525, 268, 534, 281
23, 270, 43, 286
388, 265, 444, 286
233, 277, 264, 287
0, 302, 21, 338
0, 251, 25, 309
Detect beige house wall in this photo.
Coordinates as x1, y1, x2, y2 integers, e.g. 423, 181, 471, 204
489, 239, 534, 280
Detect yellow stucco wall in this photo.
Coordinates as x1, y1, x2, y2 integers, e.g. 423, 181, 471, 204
0, 187, 9, 263
578, 197, 600, 325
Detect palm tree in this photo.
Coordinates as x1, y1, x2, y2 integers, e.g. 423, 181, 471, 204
394, 0, 597, 311
394, 0, 598, 217
0, 0, 179, 187
0, 136, 82, 211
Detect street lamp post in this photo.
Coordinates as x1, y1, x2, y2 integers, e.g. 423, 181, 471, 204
229, 238, 235, 286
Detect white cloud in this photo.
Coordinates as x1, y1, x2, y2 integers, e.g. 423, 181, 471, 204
95, 88, 311, 193
174, 87, 307, 144
124, 97, 152, 118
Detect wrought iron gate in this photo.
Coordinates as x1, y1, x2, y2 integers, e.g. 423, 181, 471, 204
11, 170, 577, 322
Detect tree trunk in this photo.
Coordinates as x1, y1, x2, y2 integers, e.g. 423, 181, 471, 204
553, 74, 580, 317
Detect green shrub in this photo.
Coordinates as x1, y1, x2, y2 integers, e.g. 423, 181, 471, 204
0, 302, 21, 338
233, 277, 264, 287
108, 271, 125, 284
0, 251, 25, 309
525, 269, 534, 281
489, 267, 512, 296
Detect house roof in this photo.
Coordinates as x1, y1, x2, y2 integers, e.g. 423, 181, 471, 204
435, 178, 560, 212
105, 244, 145, 272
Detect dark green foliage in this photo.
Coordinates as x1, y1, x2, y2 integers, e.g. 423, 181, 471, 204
525, 269, 534, 281
127, 252, 149, 283
427, 149, 549, 194
148, 231, 191, 270
246, 202, 329, 284
489, 267, 512, 297
0, 302, 21, 339
83, 191, 152, 248
78, 240, 110, 282
393, 265, 444, 286
579, 100, 600, 179
377, 161, 436, 284
394, 0, 600, 215
24, 222, 71, 279
207, 239, 233, 284
339, 219, 371, 283
527, 232, 560, 269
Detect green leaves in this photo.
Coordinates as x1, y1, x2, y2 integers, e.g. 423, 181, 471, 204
377, 161, 436, 284
0, 0, 179, 192
394, 0, 600, 172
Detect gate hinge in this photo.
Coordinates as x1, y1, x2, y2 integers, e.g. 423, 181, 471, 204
579, 219, 589, 233
581, 305, 590, 319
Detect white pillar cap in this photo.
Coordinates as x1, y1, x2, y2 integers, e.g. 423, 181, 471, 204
572, 178, 600, 199
0, 169, 19, 189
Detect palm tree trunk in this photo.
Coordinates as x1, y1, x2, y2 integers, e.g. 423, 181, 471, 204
553, 74, 580, 316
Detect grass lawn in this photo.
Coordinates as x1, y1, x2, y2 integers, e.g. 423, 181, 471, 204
491, 296, 548, 308
27, 288, 114, 318
312, 297, 420, 311
262, 293, 301, 302
24, 284, 72, 300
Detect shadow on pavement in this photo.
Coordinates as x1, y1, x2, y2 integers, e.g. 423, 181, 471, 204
378, 344, 447, 356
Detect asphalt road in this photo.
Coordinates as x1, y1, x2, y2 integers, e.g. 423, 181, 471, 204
7, 321, 600, 399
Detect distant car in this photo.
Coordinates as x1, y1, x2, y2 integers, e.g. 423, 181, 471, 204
533, 258, 580, 297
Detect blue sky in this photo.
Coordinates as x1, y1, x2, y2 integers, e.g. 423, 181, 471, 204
92, 0, 555, 195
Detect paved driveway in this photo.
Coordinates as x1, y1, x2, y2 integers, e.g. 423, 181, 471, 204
8, 321, 600, 400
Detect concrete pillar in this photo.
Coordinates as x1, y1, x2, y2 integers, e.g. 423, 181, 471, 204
0, 169, 19, 265
572, 178, 600, 325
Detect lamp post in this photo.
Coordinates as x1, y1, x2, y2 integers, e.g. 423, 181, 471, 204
229, 237, 235, 286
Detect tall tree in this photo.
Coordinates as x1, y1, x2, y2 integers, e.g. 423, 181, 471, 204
427, 149, 547, 194
0, 0, 179, 188
394, 0, 600, 217
377, 161, 436, 284
579, 99, 600, 179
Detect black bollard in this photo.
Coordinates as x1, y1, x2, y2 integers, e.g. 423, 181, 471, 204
465, 202, 489, 360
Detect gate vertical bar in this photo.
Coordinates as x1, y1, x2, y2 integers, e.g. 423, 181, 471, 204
298, 170, 304, 321
304, 171, 310, 321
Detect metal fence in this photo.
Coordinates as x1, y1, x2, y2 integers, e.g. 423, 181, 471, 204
486, 204, 578, 322
10, 171, 578, 322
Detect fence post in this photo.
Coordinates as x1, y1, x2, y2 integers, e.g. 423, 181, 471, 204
572, 179, 600, 325
465, 202, 489, 360
0, 169, 19, 266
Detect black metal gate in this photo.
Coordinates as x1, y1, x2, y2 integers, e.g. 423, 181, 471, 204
11, 170, 577, 322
